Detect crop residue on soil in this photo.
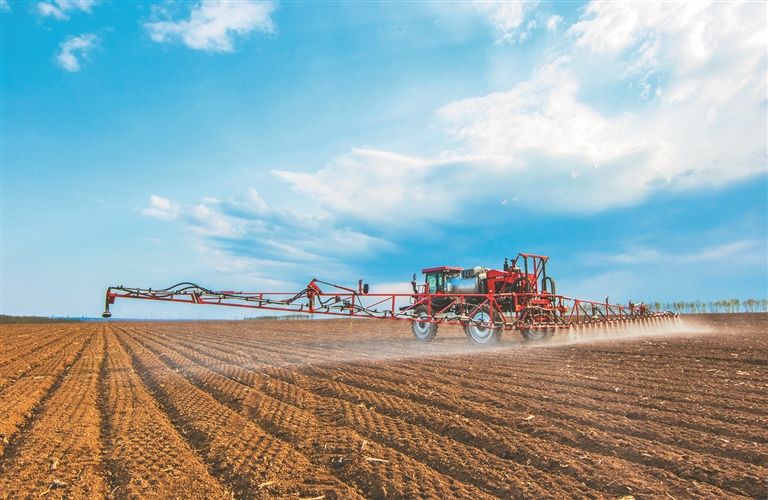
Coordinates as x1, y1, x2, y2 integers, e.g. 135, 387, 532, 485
0, 313, 765, 499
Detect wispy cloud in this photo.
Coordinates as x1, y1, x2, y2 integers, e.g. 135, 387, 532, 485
472, 0, 539, 43
580, 240, 757, 266
140, 188, 394, 278
55, 33, 98, 72
1, 0, 11, 12
38, 0, 97, 20
546, 15, 562, 33
145, 0, 277, 53
274, 148, 479, 226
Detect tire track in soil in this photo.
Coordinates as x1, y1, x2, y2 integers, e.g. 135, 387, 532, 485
137, 325, 501, 500
0, 325, 107, 499
0, 326, 92, 458
100, 325, 230, 499
115, 325, 362, 500
0, 326, 83, 392
143, 327, 594, 499
312, 361, 761, 498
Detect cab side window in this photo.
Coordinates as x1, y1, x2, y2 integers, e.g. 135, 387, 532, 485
427, 274, 437, 294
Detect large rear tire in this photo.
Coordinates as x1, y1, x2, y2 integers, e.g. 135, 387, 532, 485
464, 306, 501, 345
411, 306, 438, 342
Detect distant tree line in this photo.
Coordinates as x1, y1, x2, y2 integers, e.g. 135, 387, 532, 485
0, 315, 83, 324
243, 314, 314, 320
645, 299, 768, 314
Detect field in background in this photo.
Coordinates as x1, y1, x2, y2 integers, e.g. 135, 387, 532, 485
0, 314, 765, 499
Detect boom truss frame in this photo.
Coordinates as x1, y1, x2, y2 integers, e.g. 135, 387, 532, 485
102, 278, 672, 331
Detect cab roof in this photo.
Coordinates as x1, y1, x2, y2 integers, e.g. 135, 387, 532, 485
421, 266, 463, 274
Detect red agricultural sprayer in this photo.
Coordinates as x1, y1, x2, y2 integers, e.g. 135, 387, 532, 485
102, 253, 676, 344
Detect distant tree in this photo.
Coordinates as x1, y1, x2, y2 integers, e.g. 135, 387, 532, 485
744, 298, 760, 312
732, 298, 741, 313
0, 315, 82, 324
763, 298, 768, 312
654, 301, 662, 312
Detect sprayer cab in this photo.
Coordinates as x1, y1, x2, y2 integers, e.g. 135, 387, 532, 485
415, 254, 553, 306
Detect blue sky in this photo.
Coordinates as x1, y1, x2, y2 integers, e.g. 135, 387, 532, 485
2, 0, 766, 318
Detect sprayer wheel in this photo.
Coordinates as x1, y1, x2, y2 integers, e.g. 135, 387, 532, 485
521, 327, 555, 341
411, 306, 438, 342
464, 307, 501, 345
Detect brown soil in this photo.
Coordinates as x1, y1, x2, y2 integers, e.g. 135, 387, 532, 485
0, 314, 765, 499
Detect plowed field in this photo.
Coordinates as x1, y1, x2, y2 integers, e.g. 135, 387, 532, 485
0, 314, 765, 499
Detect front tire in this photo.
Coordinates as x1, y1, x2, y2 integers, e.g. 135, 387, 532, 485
463, 306, 501, 345
411, 306, 438, 342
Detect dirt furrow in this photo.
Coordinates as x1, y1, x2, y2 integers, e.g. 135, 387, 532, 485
411, 354, 767, 422
0, 325, 107, 499
371, 357, 767, 443
177, 326, 766, 464
135, 325, 502, 499
493, 353, 764, 411
307, 362, 762, 497
149, 329, 639, 499
0, 325, 69, 366
342, 358, 767, 458
100, 325, 230, 499
168, 327, 759, 498
116, 326, 362, 499
0, 327, 86, 392
146, 330, 611, 497
0, 327, 92, 458
301, 365, 756, 499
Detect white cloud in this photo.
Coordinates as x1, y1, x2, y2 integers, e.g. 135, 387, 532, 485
1, 0, 10, 12
474, 1, 529, 32
55, 33, 98, 72
440, 2, 766, 211
38, 0, 97, 20
145, 1, 276, 53
141, 195, 180, 220
546, 15, 562, 32
274, 148, 473, 225
189, 204, 240, 237
273, 2, 765, 220
472, 0, 539, 43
